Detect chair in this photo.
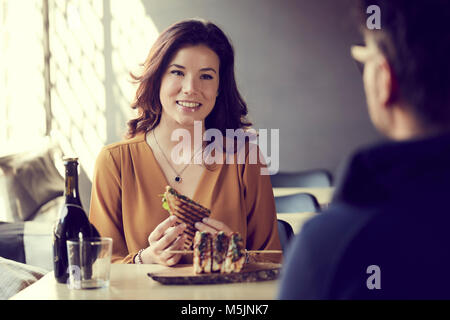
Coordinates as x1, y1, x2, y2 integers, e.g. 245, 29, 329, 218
275, 192, 321, 213
270, 169, 333, 188
277, 219, 294, 252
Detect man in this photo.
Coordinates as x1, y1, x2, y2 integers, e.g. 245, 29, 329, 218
278, 0, 450, 299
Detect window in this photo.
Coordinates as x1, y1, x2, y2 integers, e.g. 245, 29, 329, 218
1, 0, 158, 180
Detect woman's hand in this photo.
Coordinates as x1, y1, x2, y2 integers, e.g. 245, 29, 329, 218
195, 217, 233, 236
140, 215, 186, 266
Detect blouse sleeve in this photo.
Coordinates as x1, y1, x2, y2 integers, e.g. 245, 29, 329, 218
89, 147, 133, 263
242, 144, 281, 252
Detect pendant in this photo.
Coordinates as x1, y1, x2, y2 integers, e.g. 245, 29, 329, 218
175, 176, 181, 183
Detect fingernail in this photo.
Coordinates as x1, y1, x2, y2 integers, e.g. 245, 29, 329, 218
195, 222, 200, 228
202, 217, 208, 223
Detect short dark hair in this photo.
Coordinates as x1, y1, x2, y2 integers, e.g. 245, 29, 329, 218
356, 0, 450, 128
126, 18, 251, 138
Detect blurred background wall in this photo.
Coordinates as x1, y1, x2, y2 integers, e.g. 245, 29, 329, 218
0, 0, 382, 209
138, 0, 382, 174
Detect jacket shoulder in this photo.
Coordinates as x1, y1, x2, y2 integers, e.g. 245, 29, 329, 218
102, 132, 146, 152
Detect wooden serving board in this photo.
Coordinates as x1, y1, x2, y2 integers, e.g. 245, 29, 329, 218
147, 263, 281, 285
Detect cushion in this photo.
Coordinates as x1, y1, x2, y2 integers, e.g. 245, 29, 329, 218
0, 256, 48, 300
0, 221, 54, 271
0, 144, 64, 222
0, 222, 25, 263
31, 196, 64, 223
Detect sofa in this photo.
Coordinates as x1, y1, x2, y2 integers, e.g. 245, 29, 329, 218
0, 141, 66, 299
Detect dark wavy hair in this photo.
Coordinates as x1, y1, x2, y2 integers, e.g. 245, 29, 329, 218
126, 18, 251, 139
355, 0, 450, 128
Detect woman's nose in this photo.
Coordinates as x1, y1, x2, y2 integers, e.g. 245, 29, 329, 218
182, 76, 198, 95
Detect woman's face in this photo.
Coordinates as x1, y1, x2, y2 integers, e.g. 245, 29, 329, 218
159, 44, 220, 128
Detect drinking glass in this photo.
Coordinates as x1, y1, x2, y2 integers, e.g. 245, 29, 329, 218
66, 237, 112, 289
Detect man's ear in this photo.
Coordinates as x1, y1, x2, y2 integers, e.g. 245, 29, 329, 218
377, 58, 399, 107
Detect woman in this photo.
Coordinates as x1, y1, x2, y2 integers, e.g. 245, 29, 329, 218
89, 19, 280, 265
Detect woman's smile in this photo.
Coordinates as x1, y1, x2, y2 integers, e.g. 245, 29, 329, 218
176, 100, 203, 112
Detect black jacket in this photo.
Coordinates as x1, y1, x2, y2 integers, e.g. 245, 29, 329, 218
278, 132, 450, 299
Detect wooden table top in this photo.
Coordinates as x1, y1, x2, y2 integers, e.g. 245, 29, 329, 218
10, 263, 280, 300
10, 188, 333, 300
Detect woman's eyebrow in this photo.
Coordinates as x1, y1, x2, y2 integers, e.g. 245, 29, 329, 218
169, 63, 185, 69
200, 67, 217, 74
169, 64, 217, 74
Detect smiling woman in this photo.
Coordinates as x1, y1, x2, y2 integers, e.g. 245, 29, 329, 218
89, 19, 281, 267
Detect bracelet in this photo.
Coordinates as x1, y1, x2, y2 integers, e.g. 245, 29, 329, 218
136, 248, 144, 264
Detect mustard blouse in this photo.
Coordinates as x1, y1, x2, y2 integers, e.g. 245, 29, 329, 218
89, 132, 281, 263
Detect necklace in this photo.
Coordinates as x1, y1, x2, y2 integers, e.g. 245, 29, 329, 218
152, 129, 201, 183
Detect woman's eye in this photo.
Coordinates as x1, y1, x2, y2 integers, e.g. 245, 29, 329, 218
200, 74, 213, 80
170, 70, 184, 76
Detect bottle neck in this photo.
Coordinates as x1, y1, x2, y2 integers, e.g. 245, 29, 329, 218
64, 162, 82, 207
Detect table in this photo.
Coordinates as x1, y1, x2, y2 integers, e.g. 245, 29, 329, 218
10, 264, 279, 300
273, 187, 334, 206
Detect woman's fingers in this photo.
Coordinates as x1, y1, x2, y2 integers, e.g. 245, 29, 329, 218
159, 234, 186, 266
160, 233, 186, 258
143, 215, 188, 265
165, 254, 182, 267
153, 222, 186, 252
195, 221, 218, 235
195, 217, 233, 236
202, 217, 226, 231
164, 226, 177, 235
148, 215, 178, 243
147, 216, 233, 266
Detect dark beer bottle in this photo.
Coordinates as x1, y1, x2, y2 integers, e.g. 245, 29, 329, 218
52, 157, 100, 283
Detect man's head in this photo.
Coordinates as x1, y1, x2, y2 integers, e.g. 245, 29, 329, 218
352, 1, 450, 139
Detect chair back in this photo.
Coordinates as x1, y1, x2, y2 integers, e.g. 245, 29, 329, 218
275, 193, 321, 213
270, 169, 332, 188
277, 219, 294, 252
